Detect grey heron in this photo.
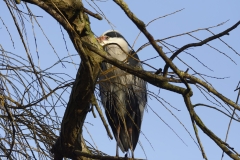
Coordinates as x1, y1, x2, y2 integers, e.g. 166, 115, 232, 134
98, 30, 147, 158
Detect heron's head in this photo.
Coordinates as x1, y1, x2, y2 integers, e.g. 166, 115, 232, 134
97, 30, 130, 54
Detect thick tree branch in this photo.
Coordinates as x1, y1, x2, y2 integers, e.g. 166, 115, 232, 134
74, 150, 144, 160
6, 0, 239, 159
19, 0, 104, 159
113, 0, 188, 85
112, 2, 240, 160
84, 41, 191, 95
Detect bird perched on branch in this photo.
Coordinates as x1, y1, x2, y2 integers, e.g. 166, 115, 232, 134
98, 30, 147, 158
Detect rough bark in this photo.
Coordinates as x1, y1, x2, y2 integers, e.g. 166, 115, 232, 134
21, 0, 104, 159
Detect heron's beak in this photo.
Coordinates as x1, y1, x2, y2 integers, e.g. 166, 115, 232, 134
97, 36, 108, 43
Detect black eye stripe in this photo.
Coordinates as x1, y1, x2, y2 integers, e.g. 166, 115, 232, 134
103, 31, 136, 53
105, 31, 124, 39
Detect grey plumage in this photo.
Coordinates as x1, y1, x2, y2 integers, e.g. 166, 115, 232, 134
98, 30, 147, 156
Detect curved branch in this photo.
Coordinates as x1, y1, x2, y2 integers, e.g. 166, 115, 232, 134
194, 103, 240, 122
113, 1, 185, 79
163, 20, 240, 76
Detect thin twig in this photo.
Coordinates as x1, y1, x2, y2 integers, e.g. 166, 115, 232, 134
163, 20, 240, 76
221, 81, 240, 160
91, 94, 113, 139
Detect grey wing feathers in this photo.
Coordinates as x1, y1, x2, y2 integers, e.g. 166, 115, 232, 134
99, 49, 147, 152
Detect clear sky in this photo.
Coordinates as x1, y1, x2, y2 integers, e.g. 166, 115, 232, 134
85, 1, 240, 160
1, 0, 240, 160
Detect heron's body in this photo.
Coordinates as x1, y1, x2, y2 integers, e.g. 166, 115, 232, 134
98, 30, 147, 157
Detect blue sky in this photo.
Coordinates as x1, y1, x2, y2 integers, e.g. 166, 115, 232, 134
85, 1, 240, 160
1, 0, 240, 159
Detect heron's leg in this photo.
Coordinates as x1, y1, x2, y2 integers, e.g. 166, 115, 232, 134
128, 127, 134, 158
116, 142, 119, 157
116, 125, 120, 157
131, 149, 134, 159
